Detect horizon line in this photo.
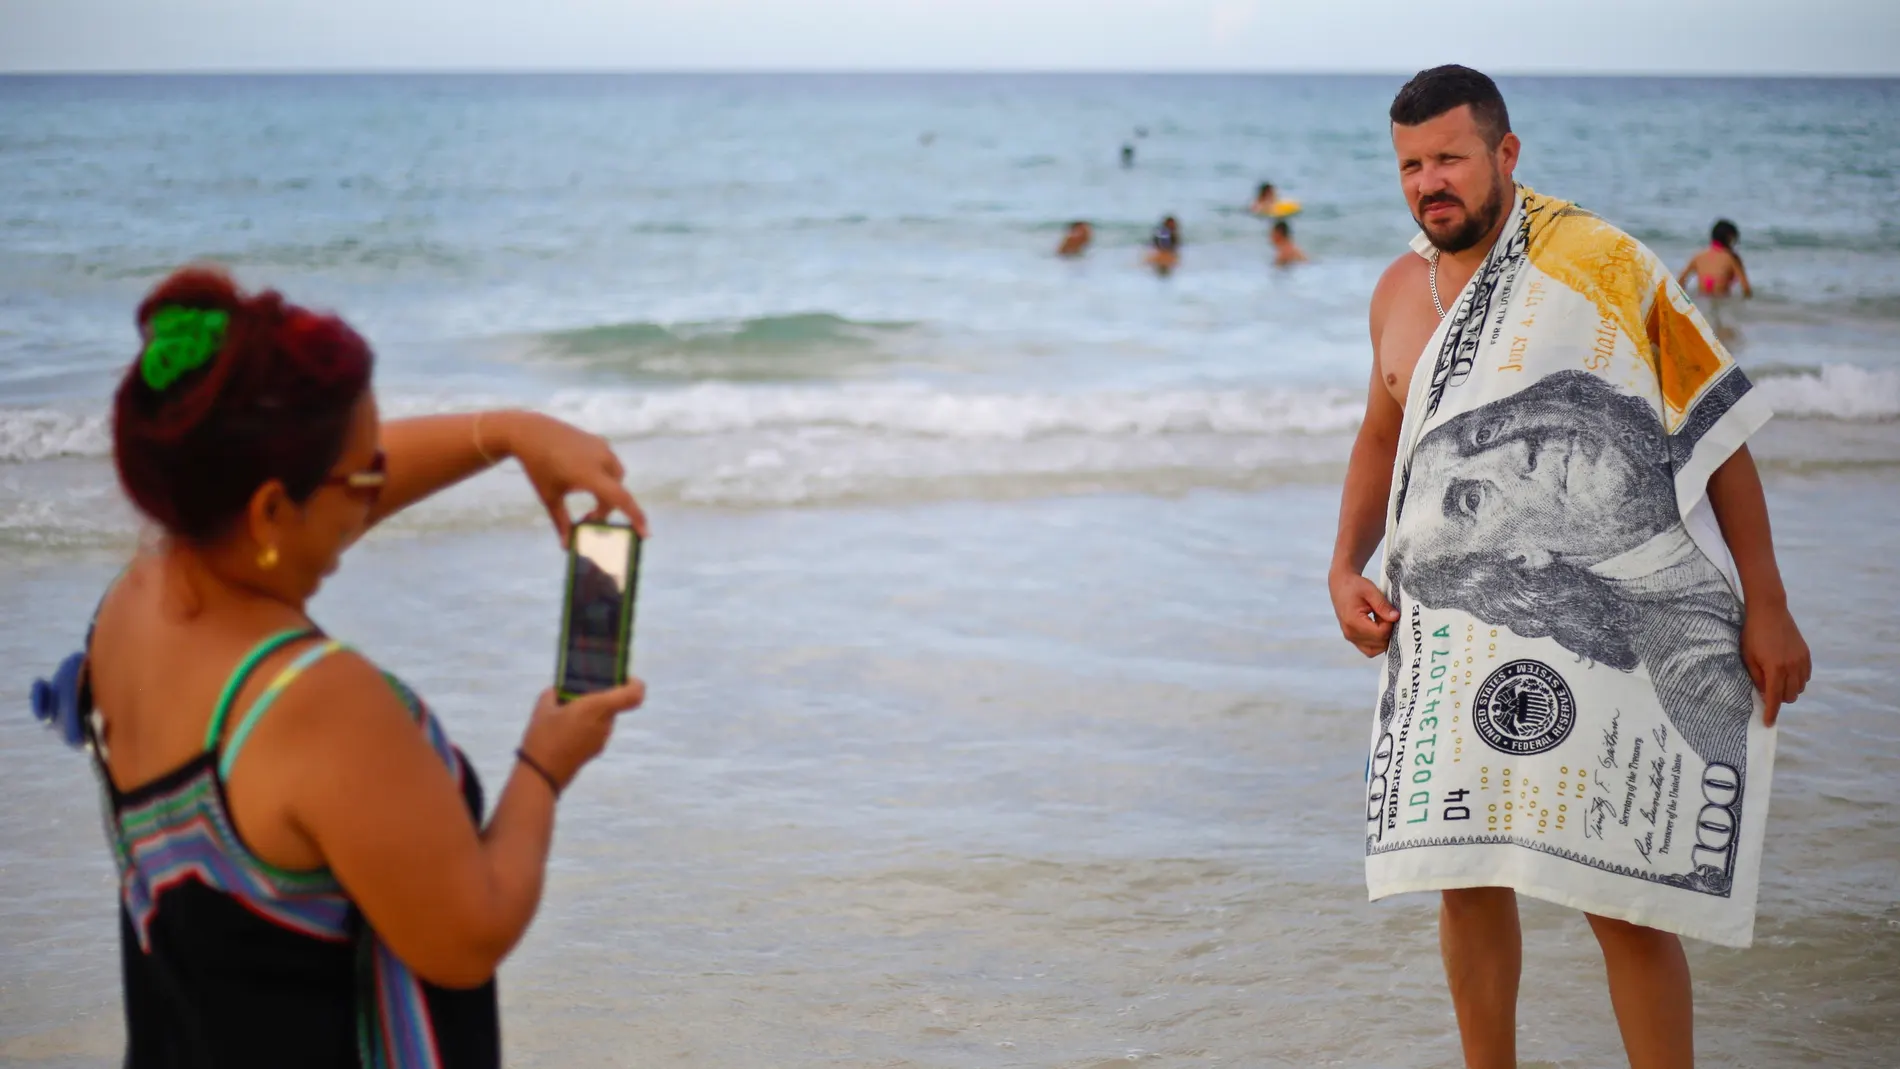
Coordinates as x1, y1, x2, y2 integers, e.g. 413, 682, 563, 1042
4, 66, 1898, 80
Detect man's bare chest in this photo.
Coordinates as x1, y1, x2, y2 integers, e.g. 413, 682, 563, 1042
1377, 305, 1441, 409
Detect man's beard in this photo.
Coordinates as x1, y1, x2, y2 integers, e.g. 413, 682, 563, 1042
1415, 175, 1508, 254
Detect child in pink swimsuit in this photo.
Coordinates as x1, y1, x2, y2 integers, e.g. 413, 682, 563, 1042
1679, 219, 1753, 299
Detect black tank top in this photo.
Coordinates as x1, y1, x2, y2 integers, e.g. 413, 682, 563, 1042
93, 627, 501, 1068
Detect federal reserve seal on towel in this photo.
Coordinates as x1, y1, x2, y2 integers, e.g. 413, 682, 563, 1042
1473, 660, 1576, 756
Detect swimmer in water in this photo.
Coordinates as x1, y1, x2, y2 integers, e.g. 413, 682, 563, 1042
1679, 219, 1752, 299
1271, 219, 1308, 266
1121, 143, 1136, 168
1251, 182, 1280, 216
1057, 220, 1092, 257
1144, 215, 1181, 274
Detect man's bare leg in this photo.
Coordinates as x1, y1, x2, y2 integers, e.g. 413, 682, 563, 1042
1440, 887, 1521, 1069
1586, 913, 1694, 1069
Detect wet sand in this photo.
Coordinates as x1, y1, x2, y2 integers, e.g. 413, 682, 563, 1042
3, 474, 1896, 1068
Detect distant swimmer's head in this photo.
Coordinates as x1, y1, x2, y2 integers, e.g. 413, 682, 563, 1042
1271, 220, 1292, 241
1389, 64, 1520, 255
1257, 182, 1275, 199
1711, 219, 1740, 249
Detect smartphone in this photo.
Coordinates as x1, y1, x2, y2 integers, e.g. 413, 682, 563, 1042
554, 521, 642, 702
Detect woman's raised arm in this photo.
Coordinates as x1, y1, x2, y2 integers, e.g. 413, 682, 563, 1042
370, 410, 646, 541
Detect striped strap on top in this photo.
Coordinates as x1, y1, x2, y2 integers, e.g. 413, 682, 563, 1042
202, 628, 318, 751
219, 639, 347, 780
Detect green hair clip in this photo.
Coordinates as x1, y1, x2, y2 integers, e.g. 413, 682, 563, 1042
140, 306, 230, 392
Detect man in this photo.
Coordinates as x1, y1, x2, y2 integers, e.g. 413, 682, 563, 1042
1057, 220, 1093, 258
1270, 220, 1307, 266
1327, 65, 1811, 1069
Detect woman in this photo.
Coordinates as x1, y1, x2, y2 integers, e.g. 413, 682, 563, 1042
87, 266, 648, 1067
1143, 215, 1181, 275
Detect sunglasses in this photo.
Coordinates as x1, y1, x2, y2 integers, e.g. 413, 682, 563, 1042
319, 450, 387, 503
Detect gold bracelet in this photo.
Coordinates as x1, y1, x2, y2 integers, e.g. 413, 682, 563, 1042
472, 411, 499, 466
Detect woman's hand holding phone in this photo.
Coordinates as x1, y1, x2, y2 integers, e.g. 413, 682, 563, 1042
518, 682, 647, 794
485, 410, 648, 792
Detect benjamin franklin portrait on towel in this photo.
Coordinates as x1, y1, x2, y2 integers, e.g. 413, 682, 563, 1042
1386, 370, 1756, 773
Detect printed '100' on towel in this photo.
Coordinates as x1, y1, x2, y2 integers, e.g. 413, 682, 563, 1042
1367, 186, 1776, 947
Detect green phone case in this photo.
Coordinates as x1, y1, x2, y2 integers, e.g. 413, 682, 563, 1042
554, 521, 642, 703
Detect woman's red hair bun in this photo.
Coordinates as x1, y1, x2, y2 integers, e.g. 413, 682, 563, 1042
113, 265, 374, 543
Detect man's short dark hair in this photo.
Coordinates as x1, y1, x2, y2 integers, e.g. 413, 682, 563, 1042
1389, 64, 1511, 148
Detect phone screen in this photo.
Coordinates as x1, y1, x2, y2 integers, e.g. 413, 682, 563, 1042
557, 523, 640, 698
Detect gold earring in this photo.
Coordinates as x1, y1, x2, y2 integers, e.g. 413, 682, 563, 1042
257, 545, 279, 570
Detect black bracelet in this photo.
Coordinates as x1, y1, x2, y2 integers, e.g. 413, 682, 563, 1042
515, 747, 562, 798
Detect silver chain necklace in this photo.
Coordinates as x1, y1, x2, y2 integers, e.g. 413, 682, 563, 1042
1428, 249, 1447, 320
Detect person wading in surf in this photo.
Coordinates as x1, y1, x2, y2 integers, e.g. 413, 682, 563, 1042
1679, 219, 1752, 301
1270, 220, 1307, 267
1325, 65, 1810, 1069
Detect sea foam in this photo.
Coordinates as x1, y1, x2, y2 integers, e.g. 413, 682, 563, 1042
2, 366, 1890, 471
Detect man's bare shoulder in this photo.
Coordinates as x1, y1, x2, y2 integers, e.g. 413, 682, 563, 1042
1369, 250, 1427, 326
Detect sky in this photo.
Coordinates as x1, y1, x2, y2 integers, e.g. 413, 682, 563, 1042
3, 0, 1898, 76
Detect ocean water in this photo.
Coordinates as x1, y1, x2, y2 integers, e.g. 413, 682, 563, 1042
2, 74, 1897, 1067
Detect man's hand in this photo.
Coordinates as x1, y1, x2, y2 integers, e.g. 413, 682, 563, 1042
1330, 569, 1400, 657
1741, 601, 1811, 727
